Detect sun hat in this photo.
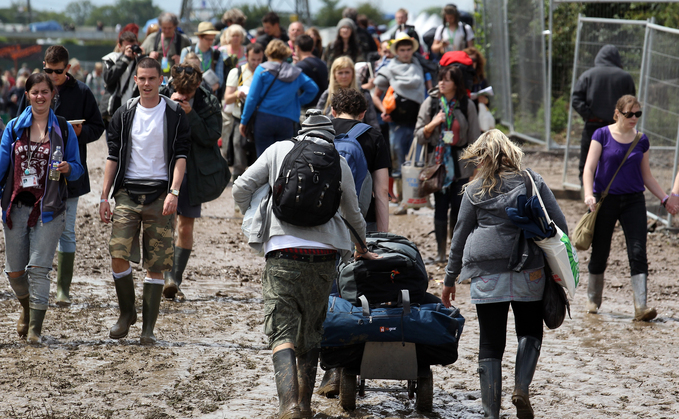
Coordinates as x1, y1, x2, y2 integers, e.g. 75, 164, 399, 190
194, 21, 220, 36
389, 32, 419, 55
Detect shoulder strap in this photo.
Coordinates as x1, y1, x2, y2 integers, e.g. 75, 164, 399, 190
153, 31, 160, 50
602, 132, 642, 198
254, 68, 280, 110
237, 64, 243, 85
57, 116, 69, 143
345, 122, 371, 139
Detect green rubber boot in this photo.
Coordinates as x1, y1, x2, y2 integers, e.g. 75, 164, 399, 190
110, 272, 137, 339
140, 282, 163, 345
56, 251, 75, 306
27, 309, 47, 344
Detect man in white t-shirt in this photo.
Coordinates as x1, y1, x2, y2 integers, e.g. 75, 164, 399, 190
223, 43, 264, 179
99, 57, 191, 345
432, 4, 475, 54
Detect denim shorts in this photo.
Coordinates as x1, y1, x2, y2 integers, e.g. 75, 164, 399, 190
109, 190, 174, 272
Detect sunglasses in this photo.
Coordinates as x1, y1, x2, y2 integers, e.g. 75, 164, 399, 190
622, 111, 642, 118
43, 68, 66, 75
174, 67, 195, 75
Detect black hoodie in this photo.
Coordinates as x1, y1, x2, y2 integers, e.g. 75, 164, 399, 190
572, 45, 636, 123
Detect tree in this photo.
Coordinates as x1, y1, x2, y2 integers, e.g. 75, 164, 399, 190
356, 3, 386, 26
85, 0, 162, 27
238, 4, 274, 31
314, 0, 344, 28
65, 1, 93, 26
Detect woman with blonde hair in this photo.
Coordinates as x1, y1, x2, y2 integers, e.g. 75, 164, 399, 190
443, 129, 567, 419
220, 24, 248, 68
315, 56, 378, 129
239, 39, 318, 155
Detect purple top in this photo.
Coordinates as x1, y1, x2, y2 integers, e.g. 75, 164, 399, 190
592, 126, 649, 195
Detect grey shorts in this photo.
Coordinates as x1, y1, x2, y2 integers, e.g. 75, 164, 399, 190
261, 257, 335, 355
176, 175, 201, 218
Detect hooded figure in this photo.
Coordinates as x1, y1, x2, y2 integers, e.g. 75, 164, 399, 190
572, 45, 636, 182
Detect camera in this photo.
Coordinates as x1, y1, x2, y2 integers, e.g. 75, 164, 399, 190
131, 44, 143, 54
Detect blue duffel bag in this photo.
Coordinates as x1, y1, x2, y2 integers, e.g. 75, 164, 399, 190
321, 292, 465, 347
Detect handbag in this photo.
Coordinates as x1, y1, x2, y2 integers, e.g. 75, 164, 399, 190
244, 68, 280, 142
573, 132, 642, 251
542, 263, 571, 329
400, 138, 431, 209
477, 102, 495, 131
525, 172, 580, 299
418, 146, 445, 197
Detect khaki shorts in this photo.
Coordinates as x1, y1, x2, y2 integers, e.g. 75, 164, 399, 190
262, 257, 335, 355
109, 190, 174, 272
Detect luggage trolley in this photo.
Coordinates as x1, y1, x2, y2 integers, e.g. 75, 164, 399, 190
320, 290, 465, 412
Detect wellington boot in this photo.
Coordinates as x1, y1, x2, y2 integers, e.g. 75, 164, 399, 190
164, 247, 192, 300
273, 348, 302, 419
316, 368, 341, 398
17, 296, 30, 337
512, 336, 541, 419
27, 309, 46, 344
140, 283, 163, 344
586, 273, 604, 314
109, 273, 137, 339
426, 220, 448, 265
297, 348, 319, 418
478, 358, 502, 419
56, 251, 75, 306
631, 273, 657, 321
395, 178, 403, 203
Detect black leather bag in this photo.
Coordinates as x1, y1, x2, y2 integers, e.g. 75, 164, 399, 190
124, 179, 168, 205
542, 264, 571, 329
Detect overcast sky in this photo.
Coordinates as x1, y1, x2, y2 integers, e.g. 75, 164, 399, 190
1, 0, 475, 21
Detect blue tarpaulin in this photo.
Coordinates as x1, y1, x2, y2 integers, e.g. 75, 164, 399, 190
29, 21, 63, 32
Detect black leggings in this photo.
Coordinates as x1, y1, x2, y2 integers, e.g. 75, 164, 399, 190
476, 301, 543, 360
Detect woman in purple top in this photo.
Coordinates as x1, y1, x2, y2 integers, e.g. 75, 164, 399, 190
582, 95, 666, 322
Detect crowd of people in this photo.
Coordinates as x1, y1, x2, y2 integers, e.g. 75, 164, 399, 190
0, 5, 674, 419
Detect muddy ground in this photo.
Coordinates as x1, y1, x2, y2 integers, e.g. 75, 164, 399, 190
1, 138, 679, 419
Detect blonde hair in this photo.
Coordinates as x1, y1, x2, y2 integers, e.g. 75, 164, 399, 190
324, 56, 357, 113
613, 94, 641, 121
265, 39, 291, 61
460, 129, 524, 197
221, 24, 246, 46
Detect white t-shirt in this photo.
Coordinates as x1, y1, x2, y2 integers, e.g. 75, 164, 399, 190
126, 100, 168, 180
226, 64, 255, 118
265, 235, 336, 254
434, 22, 475, 53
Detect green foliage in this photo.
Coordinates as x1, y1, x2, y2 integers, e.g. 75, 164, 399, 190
357, 3, 387, 26
422, 6, 442, 17
551, 95, 569, 133
84, 0, 161, 26
314, 0, 344, 28
65, 1, 93, 26
237, 4, 277, 31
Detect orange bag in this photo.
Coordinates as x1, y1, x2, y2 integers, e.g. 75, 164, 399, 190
382, 86, 396, 114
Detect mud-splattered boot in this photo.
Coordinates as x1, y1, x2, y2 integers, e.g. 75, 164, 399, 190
55, 251, 75, 306
631, 273, 657, 321
586, 273, 604, 314
512, 336, 541, 419
163, 246, 191, 301
110, 272, 137, 339
140, 282, 163, 345
297, 348, 319, 418
478, 358, 501, 419
272, 348, 302, 419
17, 295, 30, 337
27, 309, 46, 344
316, 368, 341, 398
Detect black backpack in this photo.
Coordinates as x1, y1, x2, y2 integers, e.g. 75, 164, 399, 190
272, 136, 343, 227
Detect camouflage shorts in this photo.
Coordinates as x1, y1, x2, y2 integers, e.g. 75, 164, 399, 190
109, 190, 175, 272
262, 257, 335, 355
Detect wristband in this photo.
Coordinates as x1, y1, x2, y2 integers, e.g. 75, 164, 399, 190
662, 195, 669, 207
100, 198, 108, 203
672, 193, 679, 198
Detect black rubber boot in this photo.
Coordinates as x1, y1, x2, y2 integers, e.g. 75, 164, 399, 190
56, 251, 75, 306
110, 272, 137, 339
27, 309, 46, 344
512, 336, 541, 419
316, 368, 341, 398
17, 295, 30, 337
273, 348, 302, 419
297, 348, 319, 418
163, 246, 191, 300
140, 283, 163, 345
478, 358, 502, 419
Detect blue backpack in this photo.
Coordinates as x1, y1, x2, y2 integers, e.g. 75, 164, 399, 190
334, 123, 372, 217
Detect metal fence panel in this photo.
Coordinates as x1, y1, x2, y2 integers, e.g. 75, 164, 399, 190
482, 0, 512, 128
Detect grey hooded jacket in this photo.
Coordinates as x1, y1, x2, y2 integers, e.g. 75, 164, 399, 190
444, 169, 568, 287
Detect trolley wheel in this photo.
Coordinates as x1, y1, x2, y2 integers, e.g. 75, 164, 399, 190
407, 380, 416, 399
415, 373, 434, 412
339, 370, 357, 411
358, 379, 366, 397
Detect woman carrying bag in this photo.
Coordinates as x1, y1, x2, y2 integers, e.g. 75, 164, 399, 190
442, 130, 567, 419
582, 95, 666, 321
415, 65, 479, 264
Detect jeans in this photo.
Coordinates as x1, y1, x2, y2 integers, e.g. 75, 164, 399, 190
589, 192, 647, 276
476, 300, 543, 360
254, 111, 296, 157
58, 196, 79, 253
4, 204, 66, 310
390, 123, 417, 178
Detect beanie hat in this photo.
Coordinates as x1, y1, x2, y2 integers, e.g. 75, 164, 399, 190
298, 109, 336, 142
337, 18, 357, 31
